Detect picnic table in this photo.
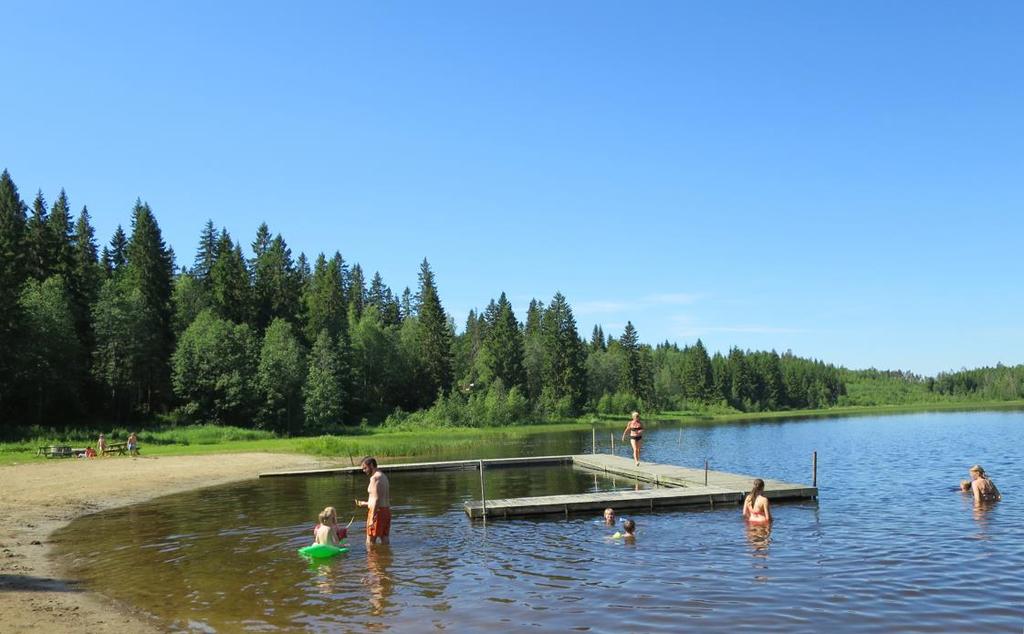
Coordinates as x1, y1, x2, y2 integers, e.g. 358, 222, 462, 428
37, 445, 73, 458
102, 441, 128, 456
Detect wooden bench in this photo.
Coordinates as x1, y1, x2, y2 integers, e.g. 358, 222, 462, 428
102, 442, 128, 456
37, 445, 73, 458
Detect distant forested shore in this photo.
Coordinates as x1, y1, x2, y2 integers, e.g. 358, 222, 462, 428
2, 169, 1022, 437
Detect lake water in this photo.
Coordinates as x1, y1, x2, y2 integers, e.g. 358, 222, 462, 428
53, 411, 1023, 632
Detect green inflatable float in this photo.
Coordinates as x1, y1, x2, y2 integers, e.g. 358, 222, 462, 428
298, 543, 349, 558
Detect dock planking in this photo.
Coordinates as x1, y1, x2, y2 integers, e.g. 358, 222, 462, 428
464, 454, 817, 519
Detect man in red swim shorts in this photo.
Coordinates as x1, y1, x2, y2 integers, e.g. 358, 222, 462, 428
356, 456, 391, 545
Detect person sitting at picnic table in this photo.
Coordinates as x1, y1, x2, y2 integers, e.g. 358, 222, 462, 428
85, 446, 97, 458
97, 433, 107, 455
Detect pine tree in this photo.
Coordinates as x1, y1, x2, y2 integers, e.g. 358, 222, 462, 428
303, 329, 346, 430
252, 229, 299, 331
590, 324, 606, 351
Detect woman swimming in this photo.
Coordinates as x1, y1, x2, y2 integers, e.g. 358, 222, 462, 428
742, 478, 772, 525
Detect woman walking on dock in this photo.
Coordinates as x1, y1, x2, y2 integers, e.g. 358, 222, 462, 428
622, 411, 644, 466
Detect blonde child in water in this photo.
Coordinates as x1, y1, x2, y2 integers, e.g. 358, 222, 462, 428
313, 506, 348, 543
313, 507, 342, 546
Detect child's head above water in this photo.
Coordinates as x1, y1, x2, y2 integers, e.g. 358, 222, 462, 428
960, 480, 972, 492
623, 519, 635, 535
319, 507, 336, 525
604, 508, 615, 523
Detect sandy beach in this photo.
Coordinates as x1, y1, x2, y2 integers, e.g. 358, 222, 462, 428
0, 452, 333, 632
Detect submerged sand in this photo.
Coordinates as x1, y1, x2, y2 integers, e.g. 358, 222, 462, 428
0, 452, 332, 632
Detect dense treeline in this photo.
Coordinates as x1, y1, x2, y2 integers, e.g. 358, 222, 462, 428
1, 170, 1020, 435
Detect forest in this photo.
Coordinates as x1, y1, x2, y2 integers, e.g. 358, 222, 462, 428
2, 169, 1022, 437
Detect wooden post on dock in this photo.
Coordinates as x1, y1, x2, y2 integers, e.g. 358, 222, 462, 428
812, 451, 817, 487
592, 427, 596, 454
479, 460, 487, 522
611, 433, 615, 454
704, 459, 709, 486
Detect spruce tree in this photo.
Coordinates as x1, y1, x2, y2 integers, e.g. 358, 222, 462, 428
209, 232, 252, 324
252, 229, 299, 331
71, 206, 102, 344
302, 253, 347, 343
540, 292, 587, 414
47, 190, 76, 282
619, 322, 642, 397
414, 259, 453, 403
105, 225, 127, 274
0, 170, 28, 425
368, 271, 400, 326
193, 220, 218, 284
25, 191, 53, 281
303, 329, 346, 430
348, 263, 366, 319
479, 292, 526, 391
682, 339, 713, 402
124, 200, 175, 414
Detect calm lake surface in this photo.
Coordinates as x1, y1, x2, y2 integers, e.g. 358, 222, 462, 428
53, 411, 1023, 632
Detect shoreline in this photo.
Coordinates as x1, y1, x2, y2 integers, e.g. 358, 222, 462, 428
0, 452, 334, 633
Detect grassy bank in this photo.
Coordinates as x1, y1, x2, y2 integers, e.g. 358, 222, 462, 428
3, 400, 1021, 467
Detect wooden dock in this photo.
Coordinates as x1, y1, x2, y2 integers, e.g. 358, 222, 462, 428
464, 454, 816, 519
258, 453, 816, 520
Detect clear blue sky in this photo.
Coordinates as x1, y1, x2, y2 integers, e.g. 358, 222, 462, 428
3, 2, 1021, 375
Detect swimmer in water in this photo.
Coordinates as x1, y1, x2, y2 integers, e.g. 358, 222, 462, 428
742, 478, 772, 525
312, 507, 341, 546
968, 465, 1001, 502
603, 507, 616, 526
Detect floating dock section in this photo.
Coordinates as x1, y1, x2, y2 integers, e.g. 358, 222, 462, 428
259, 454, 817, 520
464, 454, 816, 519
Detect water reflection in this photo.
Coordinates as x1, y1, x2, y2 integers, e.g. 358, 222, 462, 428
745, 523, 771, 583
364, 546, 394, 616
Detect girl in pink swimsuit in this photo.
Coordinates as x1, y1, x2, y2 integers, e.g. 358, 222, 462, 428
743, 478, 772, 525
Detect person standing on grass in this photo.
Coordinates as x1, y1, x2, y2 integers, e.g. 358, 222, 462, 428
621, 411, 644, 466
356, 457, 391, 545
97, 433, 107, 455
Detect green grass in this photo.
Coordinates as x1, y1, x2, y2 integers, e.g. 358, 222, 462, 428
3, 400, 1022, 467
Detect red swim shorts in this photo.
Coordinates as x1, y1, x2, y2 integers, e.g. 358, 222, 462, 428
367, 507, 391, 538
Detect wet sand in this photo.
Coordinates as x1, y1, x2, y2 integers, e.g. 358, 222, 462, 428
0, 452, 332, 632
